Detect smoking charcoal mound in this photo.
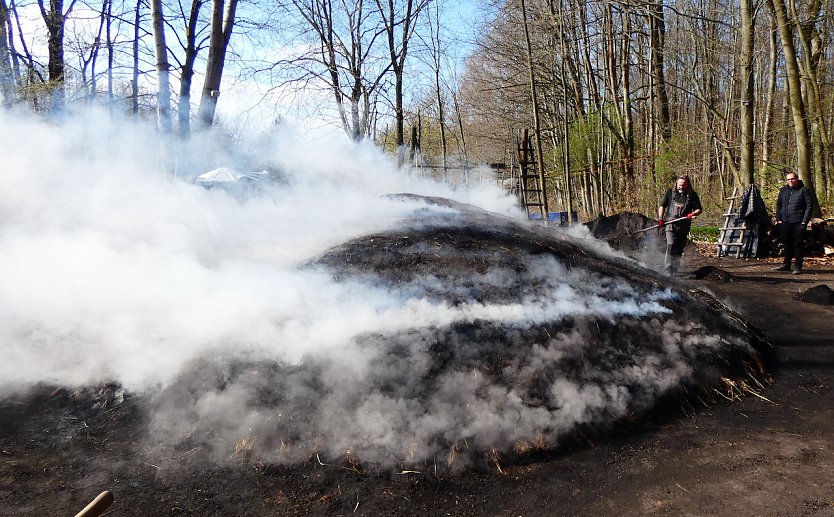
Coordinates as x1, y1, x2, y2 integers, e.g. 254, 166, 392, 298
150, 194, 768, 471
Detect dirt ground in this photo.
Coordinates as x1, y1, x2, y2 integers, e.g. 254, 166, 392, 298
1, 246, 833, 516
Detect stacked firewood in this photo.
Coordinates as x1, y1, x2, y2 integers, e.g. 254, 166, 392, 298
770, 218, 834, 257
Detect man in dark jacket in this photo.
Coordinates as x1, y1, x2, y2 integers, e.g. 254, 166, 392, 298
658, 175, 702, 275
774, 168, 812, 274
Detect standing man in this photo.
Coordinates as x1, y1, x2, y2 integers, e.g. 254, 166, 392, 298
774, 168, 812, 274
658, 175, 703, 275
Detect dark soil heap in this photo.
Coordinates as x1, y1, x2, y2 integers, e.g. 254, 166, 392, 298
0, 197, 787, 516
139, 195, 770, 473
795, 284, 834, 305
283, 194, 767, 467
584, 211, 665, 253
692, 265, 737, 282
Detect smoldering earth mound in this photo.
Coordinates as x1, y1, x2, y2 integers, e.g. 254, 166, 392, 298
145, 194, 768, 471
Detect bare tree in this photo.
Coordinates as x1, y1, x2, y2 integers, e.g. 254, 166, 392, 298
520, 0, 549, 217
790, 0, 831, 198
177, 0, 206, 136
285, 0, 390, 141
768, 0, 811, 188
73, 0, 108, 100
37, 0, 78, 110
151, 0, 173, 132
758, 15, 778, 187
739, 0, 755, 185
376, 0, 427, 163
131, 0, 142, 115
195, 0, 238, 128
0, 0, 16, 106
423, 0, 447, 172
648, 0, 671, 145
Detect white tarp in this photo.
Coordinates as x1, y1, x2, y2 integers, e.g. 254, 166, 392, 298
195, 167, 242, 184
194, 168, 273, 193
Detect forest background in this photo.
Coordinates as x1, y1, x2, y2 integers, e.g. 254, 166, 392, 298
1, 0, 831, 224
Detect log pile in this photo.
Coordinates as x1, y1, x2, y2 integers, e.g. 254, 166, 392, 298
769, 218, 833, 257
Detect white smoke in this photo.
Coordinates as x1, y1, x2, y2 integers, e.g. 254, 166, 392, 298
0, 108, 514, 390
0, 107, 757, 469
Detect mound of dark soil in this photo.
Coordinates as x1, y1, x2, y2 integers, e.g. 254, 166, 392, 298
0, 195, 798, 516
692, 265, 736, 282
795, 284, 834, 305
584, 211, 665, 253
292, 195, 767, 464
131, 195, 772, 473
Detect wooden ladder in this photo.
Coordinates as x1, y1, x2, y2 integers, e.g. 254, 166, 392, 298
515, 129, 546, 222
716, 186, 749, 257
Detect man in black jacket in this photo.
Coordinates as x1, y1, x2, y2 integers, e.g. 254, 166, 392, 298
658, 175, 702, 275
774, 168, 812, 274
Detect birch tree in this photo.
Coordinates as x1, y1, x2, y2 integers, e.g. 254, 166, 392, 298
150, 0, 173, 132
0, 0, 16, 106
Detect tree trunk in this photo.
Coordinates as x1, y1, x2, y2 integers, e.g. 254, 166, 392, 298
554, 0, 572, 222
131, 0, 140, 115
619, 8, 636, 206
0, 0, 16, 106
452, 90, 468, 168
768, 0, 812, 188
178, 0, 204, 138
37, 0, 75, 111
428, 2, 447, 174
739, 0, 755, 185
377, 0, 425, 165
150, 0, 173, 133
105, 0, 113, 106
791, 0, 830, 202
649, 0, 670, 143
521, 0, 549, 219
197, 0, 239, 128
84, 0, 107, 101
759, 18, 777, 188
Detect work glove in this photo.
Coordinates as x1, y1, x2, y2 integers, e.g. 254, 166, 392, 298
658, 219, 665, 227
686, 213, 694, 219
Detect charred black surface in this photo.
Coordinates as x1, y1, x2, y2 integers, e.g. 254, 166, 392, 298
0, 196, 791, 516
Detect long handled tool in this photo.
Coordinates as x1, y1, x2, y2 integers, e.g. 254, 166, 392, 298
627, 216, 689, 236
74, 490, 113, 517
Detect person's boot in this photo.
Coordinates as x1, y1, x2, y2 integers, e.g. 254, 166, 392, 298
664, 247, 674, 275
671, 256, 681, 275
772, 263, 791, 271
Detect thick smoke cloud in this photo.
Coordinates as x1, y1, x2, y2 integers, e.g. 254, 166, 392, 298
0, 109, 758, 470
0, 109, 514, 390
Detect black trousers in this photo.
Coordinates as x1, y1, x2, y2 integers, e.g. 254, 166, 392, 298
664, 221, 690, 273
780, 222, 806, 269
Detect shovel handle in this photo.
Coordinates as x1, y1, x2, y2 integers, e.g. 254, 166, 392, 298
627, 216, 689, 236
74, 490, 113, 517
